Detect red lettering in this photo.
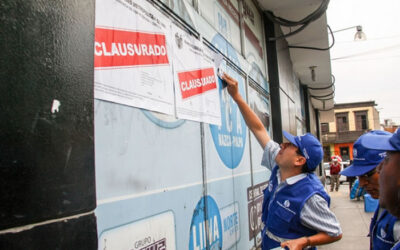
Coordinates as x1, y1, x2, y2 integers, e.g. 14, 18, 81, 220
94, 27, 169, 68
178, 68, 217, 99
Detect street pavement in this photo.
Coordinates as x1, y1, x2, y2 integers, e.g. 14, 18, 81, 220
319, 183, 374, 250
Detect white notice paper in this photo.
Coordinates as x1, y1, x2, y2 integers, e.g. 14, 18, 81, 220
94, 0, 175, 115
172, 24, 222, 125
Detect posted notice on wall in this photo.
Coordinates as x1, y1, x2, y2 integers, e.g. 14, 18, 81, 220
172, 24, 222, 125
94, 0, 175, 115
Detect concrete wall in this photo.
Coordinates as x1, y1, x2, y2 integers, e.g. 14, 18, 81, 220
275, 28, 307, 136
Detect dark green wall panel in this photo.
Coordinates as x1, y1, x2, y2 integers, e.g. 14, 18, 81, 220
0, 0, 96, 232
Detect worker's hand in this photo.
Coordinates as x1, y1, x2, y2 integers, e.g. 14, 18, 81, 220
281, 237, 308, 250
222, 73, 240, 101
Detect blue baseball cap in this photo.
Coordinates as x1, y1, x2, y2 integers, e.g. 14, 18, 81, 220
361, 128, 400, 152
340, 130, 389, 177
283, 131, 323, 171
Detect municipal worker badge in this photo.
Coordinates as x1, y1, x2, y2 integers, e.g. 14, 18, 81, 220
380, 228, 387, 238
284, 200, 290, 208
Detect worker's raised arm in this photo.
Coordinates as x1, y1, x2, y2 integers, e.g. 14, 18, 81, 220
222, 73, 270, 148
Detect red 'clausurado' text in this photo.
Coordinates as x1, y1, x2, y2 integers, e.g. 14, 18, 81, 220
94, 27, 169, 68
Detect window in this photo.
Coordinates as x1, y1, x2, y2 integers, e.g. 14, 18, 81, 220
335, 112, 349, 132
355, 111, 368, 130
321, 123, 329, 134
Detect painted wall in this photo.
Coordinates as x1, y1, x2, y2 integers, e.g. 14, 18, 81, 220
95, 1, 272, 249
0, 0, 97, 248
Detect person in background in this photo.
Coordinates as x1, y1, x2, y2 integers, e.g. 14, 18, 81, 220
222, 73, 342, 250
362, 128, 400, 249
340, 131, 400, 249
329, 157, 341, 192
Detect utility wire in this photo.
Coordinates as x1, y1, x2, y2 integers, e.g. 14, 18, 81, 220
307, 75, 335, 90
265, 0, 329, 26
288, 25, 335, 51
265, 0, 330, 41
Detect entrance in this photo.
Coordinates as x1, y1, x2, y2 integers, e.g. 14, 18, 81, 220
340, 147, 350, 161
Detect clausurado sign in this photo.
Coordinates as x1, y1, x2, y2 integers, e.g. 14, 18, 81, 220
95, 28, 169, 68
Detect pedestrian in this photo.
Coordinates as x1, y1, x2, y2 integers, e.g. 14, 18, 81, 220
362, 128, 400, 249
340, 130, 400, 249
222, 73, 342, 250
329, 157, 341, 192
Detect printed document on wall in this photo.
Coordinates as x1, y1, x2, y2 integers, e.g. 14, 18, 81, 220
94, 0, 174, 115
172, 24, 222, 125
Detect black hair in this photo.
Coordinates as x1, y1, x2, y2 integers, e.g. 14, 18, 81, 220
301, 163, 313, 173
296, 148, 312, 173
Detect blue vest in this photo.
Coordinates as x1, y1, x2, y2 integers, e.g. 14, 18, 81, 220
261, 166, 330, 249
391, 241, 400, 250
369, 207, 399, 249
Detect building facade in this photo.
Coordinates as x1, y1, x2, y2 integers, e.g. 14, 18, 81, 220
320, 101, 380, 162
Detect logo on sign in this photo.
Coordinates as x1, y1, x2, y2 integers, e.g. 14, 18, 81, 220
178, 68, 217, 99
139, 238, 166, 250
189, 196, 223, 250
209, 34, 247, 169
94, 27, 169, 68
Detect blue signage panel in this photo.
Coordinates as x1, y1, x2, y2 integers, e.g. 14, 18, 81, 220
209, 34, 247, 169
189, 196, 223, 250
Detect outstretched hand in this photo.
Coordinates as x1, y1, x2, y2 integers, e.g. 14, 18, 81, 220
222, 73, 241, 101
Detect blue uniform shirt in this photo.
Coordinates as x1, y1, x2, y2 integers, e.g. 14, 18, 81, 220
370, 207, 400, 249
260, 141, 341, 249
262, 165, 330, 249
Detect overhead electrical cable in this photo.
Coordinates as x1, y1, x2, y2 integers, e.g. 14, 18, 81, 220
265, 0, 330, 41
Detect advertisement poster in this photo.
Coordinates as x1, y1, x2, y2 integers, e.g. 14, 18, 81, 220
98, 211, 176, 250
95, 0, 175, 115
220, 202, 240, 249
172, 24, 221, 125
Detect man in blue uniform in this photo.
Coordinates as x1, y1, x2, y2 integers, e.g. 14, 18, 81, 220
340, 131, 400, 249
222, 73, 342, 249
362, 128, 400, 249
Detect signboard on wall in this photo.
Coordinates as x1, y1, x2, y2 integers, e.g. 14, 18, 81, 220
209, 34, 247, 169
172, 24, 222, 125
247, 181, 268, 242
94, 0, 175, 115
189, 196, 223, 250
220, 202, 240, 249
98, 211, 176, 249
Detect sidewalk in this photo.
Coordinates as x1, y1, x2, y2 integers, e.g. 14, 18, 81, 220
319, 184, 374, 250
